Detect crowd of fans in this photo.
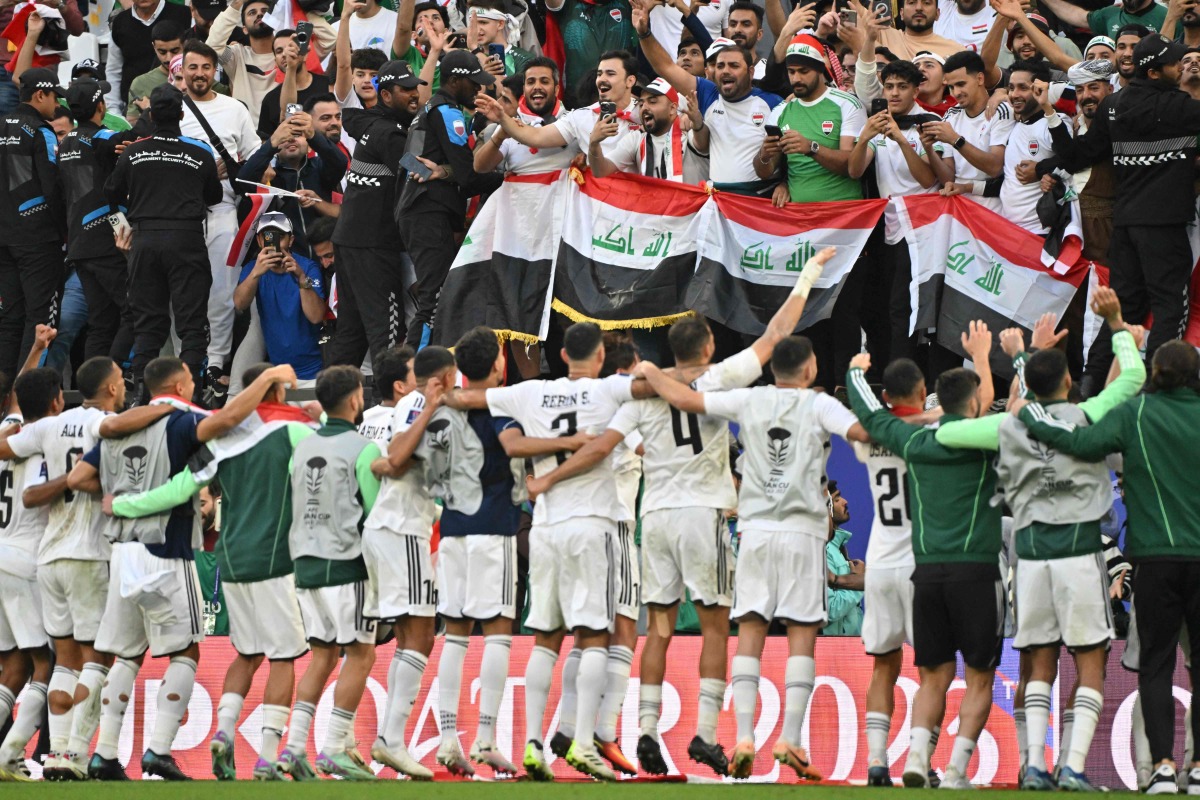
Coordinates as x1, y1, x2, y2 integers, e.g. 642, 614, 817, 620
0, 0, 1198, 399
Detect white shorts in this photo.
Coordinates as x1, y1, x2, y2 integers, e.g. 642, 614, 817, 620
732, 530, 827, 625
862, 565, 915, 655
614, 521, 641, 621
94, 543, 205, 659
362, 527, 436, 619
0, 571, 48, 651
1013, 551, 1115, 650
297, 581, 376, 646
642, 507, 734, 608
37, 559, 109, 641
527, 517, 617, 633
437, 535, 518, 621
225, 576, 308, 660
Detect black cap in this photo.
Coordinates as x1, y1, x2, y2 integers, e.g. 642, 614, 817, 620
1134, 32, 1189, 74
71, 58, 102, 79
440, 48, 495, 86
65, 78, 110, 119
375, 59, 426, 89
192, 0, 227, 20
149, 83, 184, 123
20, 67, 66, 100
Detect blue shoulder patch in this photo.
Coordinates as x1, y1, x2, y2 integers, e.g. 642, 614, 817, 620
39, 127, 57, 163
95, 129, 119, 140
179, 135, 216, 156
437, 104, 470, 147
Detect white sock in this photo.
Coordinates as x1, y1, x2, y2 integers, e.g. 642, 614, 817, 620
866, 711, 891, 765
731, 655, 760, 744
1187, 704, 1195, 768
782, 656, 815, 746
573, 647, 608, 745
323, 706, 354, 755
380, 648, 400, 739
67, 663, 108, 756
908, 726, 932, 772
949, 735, 976, 779
1133, 694, 1152, 788
1014, 707, 1028, 770
0, 682, 47, 762
697, 679, 725, 745
286, 701, 316, 755
437, 635, 469, 743
1058, 707, 1074, 769
148, 656, 197, 756
524, 646, 557, 745
384, 650, 428, 749
1024, 680, 1052, 772
477, 635, 511, 745
595, 645, 633, 743
47, 666, 79, 753
930, 723, 941, 753
261, 704, 289, 762
1066, 687, 1103, 773
344, 711, 357, 750
639, 683, 662, 739
96, 658, 139, 760
558, 648, 581, 739
217, 692, 244, 742
0, 686, 14, 729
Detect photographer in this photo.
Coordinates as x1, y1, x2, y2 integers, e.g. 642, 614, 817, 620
258, 28, 330, 141
233, 213, 326, 384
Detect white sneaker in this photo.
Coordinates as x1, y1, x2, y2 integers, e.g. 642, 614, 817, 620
436, 739, 475, 777
1148, 764, 1181, 795
470, 740, 518, 776
565, 741, 616, 782
370, 738, 433, 780
60, 752, 88, 781
902, 753, 930, 788
939, 768, 972, 790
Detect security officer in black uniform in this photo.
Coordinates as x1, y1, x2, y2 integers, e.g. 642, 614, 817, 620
104, 84, 222, 399
398, 49, 503, 348
328, 60, 425, 368
0, 66, 67, 380
59, 77, 137, 361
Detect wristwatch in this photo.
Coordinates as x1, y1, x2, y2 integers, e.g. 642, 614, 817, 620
952, 136, 967, 150
809, 140, 820, 155
298, 276, 315, 290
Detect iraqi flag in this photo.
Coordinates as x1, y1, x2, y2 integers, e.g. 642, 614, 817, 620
688, 193, 887, 335
225, 188, 272, 268
432, 170, 568, 346
896, 194, 1088, 377
551, 171, 709, 330
190, 402, 319, 484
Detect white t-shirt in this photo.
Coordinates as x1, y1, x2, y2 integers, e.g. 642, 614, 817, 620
934, 0, 995, 52
358, 402, 395, 447
650, 1, 726, 56
1002, 113, 1070, 233
0, 413, 46, 578
607, 347, 762, 514
852, 439, 914, 568
696, 77, 782, 185
332, 8, 398, 53
486, 374, 634, 526
611, 433, 642, 523
7, 406, 111, 566
554, 100, 642, 157
181, 93, 262, 208
498, 105, 579, 174
604, 124, 707, 184
944, 101, 1014, 185
363, 391, 437, 538
867, 112, 945, 244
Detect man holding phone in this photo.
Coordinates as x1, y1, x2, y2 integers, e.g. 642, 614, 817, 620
875, 0, 965, 61
468, 0, 534, 76
258, 29, 330, 141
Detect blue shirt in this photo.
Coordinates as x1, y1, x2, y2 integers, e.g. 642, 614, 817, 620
439, 411, 524, 538
83, 409, 203, 560
238, 253, 325, 379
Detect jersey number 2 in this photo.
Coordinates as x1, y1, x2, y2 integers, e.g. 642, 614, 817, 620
875, 467, 911, 527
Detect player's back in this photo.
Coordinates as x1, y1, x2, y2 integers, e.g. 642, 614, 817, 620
365, 392, 437, 537
0, 412, 46, 576
358, 402, 394, 448
852, 440, 914, 568
29, 405, 110, 565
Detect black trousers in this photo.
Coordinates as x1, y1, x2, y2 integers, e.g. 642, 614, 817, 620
400, 211, 458, 348
328, 243, 405, 367
127, 228, 211, 384
0, 241, 65, 380
884, 240, 914, 364
75, 251, 135, 363
1133, 560, 1200, 764
1088, 224, 1192, 381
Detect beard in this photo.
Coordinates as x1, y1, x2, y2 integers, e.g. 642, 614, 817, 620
1184, 12, 1200, 27
526, 92, 553, 115
906, 16, 933, 32
248, 21, 273, 37
188, 76, 211, 95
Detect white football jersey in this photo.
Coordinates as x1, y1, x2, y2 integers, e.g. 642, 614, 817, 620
852, 439, 915, 568
363, 392, 437, 538
358, 402, 395, 448
1002, 113, 1071, 233
486, 374, 634, 525
7, 406, 110, 565
611, 432, 642, 523
607, 347, 762, 515
0, 413, 46, 578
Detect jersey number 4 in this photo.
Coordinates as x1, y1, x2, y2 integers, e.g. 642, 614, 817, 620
875, 467, 911, 527
671, 408, 702, 455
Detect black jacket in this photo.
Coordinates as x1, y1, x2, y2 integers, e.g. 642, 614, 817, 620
398, 89, 502, 228
58, 120, 136, 260
0, 103, 65, 245
332, 103, 414, 250
104, 126, 223, 224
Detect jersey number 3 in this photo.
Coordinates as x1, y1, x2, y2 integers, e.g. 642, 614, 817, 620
550, 412, 577, 465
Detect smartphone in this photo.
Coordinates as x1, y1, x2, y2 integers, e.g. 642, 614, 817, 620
893, 112, 940, 128
764, 124, 782, 138
873, 0, 892, 23
262, 229, 280, 251
294, 20, 313, 56
839, 9, 858, 24
598, 100, 617, 122
446, 31, 467, 49
286, 103, 303, 118
870, 98, 888, 116
400, 151, 433, 181
488, 43, 505, 62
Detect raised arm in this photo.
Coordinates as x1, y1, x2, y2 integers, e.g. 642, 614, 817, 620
962, 320, 995, 412
334, 0, 360, 103
394, 0, 415, 57
978, 11, 1008, 90
749, 247, 833, 364
1037, 0, 1090, 30
632, 1, 698, 96
196, 364, 299, 442
100, 404, 175, 439
1017, 400, 1126, 462
636, 362, 706, 414
475, 93, 569, 149
991, 0, 1078, 71
20, 324, 55, 377
384, 383, 447, 470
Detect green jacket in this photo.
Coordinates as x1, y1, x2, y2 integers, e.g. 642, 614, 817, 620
112, 422, 316, 583
824, 528, 863, 635
1018, 387, 1200, 561
847, 367, 1002, 566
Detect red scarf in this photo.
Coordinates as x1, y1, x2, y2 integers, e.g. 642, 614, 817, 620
519, 96, 563, 153
890, 404, 924, 417
639, 117, 684, 182
593, 102, 638, 124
